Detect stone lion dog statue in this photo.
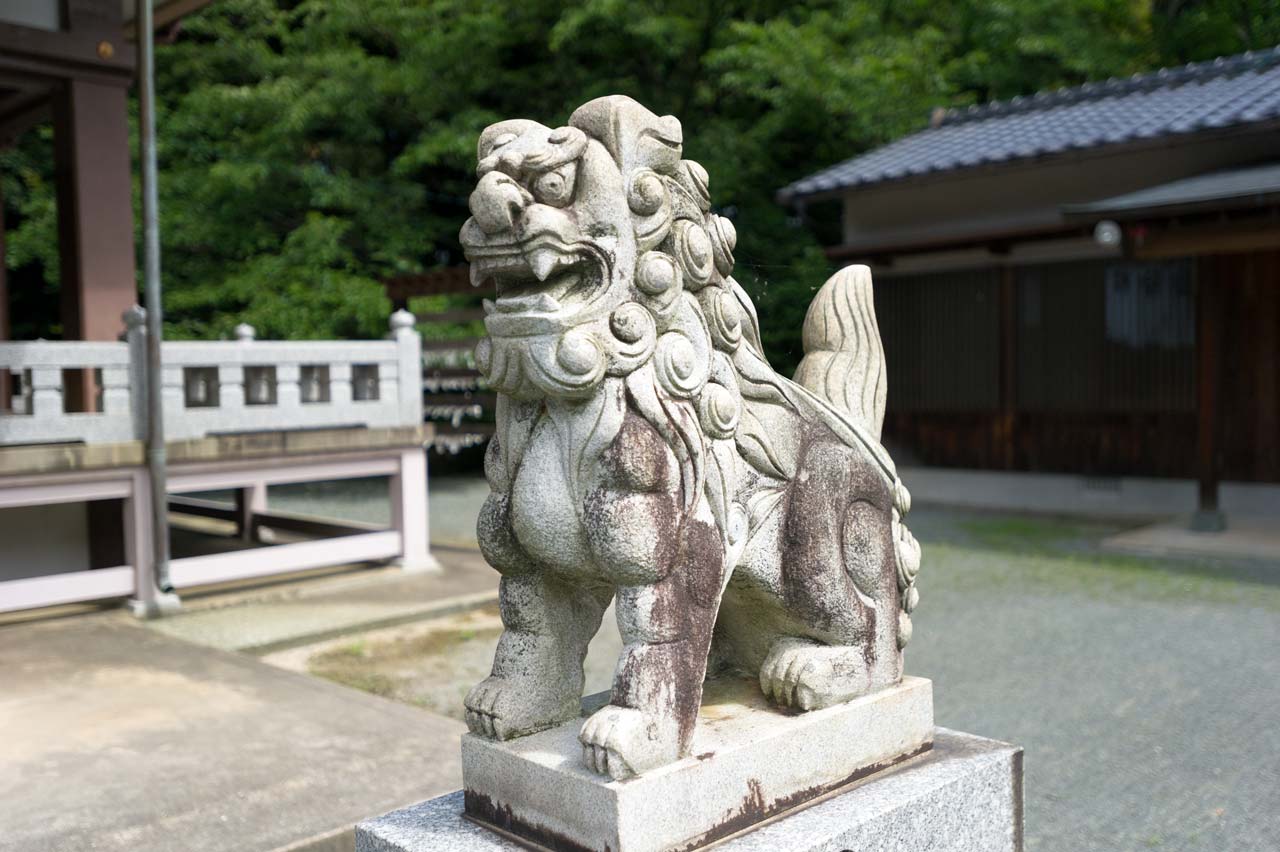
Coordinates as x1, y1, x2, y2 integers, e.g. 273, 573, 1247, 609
460, 95, 922, 780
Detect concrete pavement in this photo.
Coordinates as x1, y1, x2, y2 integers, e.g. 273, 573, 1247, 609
899, 464, 1280, 523
148, 545, 498, 653
0, 614, 467, 852
1102, 514, 1280, 562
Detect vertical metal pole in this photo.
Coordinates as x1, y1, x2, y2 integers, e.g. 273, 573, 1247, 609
137, 0, 172, 591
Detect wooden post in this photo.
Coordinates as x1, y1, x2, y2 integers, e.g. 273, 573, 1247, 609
1257, 252, 1280, 482
391, 446, 439, 573
53, 78, 138, 411
1192, 261, 1226, 532
998, 265, 1017, 469
1, 181, 9, 414
235, 483, 268, 542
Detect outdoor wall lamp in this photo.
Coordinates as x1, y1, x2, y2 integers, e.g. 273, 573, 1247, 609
1093, 219, 1123, 247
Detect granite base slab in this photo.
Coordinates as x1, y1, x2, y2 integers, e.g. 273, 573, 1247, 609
461, 675, 932, 852
357, 728, 1022, 852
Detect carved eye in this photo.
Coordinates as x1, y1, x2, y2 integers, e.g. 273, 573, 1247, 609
532, 166, 575, 207
488, 132, 517, 153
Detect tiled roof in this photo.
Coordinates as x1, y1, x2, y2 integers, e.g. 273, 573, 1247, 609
779, 47, 1280, 201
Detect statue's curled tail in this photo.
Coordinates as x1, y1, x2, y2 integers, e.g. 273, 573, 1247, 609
794, 265, 887, 441
794, 265, 920, 648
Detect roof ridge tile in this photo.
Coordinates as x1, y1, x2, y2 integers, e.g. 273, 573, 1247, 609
938, 45, 1280, 127
778, 46, 1280, 202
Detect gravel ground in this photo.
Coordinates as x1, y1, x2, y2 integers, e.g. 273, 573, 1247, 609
905, 509, 1280, 852
265, 477, 1280, 852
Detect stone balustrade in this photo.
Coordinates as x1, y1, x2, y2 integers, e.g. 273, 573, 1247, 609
0, 307, 422, 448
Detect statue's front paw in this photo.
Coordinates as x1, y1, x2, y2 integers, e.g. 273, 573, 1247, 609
465, 676, 573, 741
579, 705, 678, 780
760, 638, 869, 711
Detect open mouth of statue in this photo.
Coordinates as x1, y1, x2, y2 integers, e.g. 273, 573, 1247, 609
466, 238, 602, 334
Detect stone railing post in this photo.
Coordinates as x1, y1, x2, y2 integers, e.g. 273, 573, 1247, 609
124, 308, 148, 437
220, 324, 255, 415
126, 310, 150, 440
28, 365, 63, 421
277, 363, 302, 410
391, 309, 421, 427
330, 362, 353, 408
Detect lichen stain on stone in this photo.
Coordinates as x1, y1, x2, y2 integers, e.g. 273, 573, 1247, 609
672, 741, 934, 851
465, 790, 609, 852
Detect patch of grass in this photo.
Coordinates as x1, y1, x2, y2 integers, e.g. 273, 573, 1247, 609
333, 640, 367, 658
955, 514, 1121, 553
910, 509, 1280, 610
304, 607, 505, 711
927, 540, 1280, 611
310, 665, 399, 698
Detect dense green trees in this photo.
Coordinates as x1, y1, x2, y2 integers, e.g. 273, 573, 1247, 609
3, 0, 1276, 364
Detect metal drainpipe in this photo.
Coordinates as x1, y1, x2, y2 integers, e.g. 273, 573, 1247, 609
137, 0, 172, 594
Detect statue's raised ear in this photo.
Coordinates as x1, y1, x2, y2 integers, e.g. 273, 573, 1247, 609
477, 119, 547, 163
569, 95, 683, 176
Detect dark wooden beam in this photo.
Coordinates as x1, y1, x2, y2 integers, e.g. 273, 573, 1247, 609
826, 223, 1087, 263
416, 308, 487, 324
65, 0, 122, 32
422, 391, 496, 407
0, 178, 8, 413
1257, 253, 1280, 482
422, 336, 483, 352
997, 265, 1017, 469
0, 24, 136, 84
384, 267, 489, 300
1133, 220, 1280, 259
1193, 260, 1225, 531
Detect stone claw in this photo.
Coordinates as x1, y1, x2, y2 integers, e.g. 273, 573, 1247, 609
465, 675, 573, 741
578, 705, 676, 781
759, 638, 870, 711
464, 677, 502, 738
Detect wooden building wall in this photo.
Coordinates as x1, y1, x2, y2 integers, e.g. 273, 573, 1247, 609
1207, 249, 1280, 483
876, 252, 1278, 482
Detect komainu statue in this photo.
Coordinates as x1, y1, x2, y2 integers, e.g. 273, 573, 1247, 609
460, 95, 922, 780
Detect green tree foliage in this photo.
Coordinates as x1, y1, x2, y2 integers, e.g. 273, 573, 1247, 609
1, 126, 61, 340
2, 0, 1275, 358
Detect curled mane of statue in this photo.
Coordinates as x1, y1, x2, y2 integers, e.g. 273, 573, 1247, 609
460, 95, 922, 781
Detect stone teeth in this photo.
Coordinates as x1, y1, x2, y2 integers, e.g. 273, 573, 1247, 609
494, 293, 561, 314
482, 298, 496, 315
470, 264, 486, 288
527, 248, 559, 282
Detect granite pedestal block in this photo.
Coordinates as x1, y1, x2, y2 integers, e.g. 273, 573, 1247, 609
357, 727, 1023, 852
463, 676, 933, 852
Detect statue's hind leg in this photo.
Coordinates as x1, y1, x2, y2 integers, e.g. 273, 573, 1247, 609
761, 440, 903, 710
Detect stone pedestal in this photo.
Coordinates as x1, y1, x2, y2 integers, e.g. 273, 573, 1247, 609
358, 674, 1021, 852
357, 727, 1022, 852
461, 676, 933, 852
